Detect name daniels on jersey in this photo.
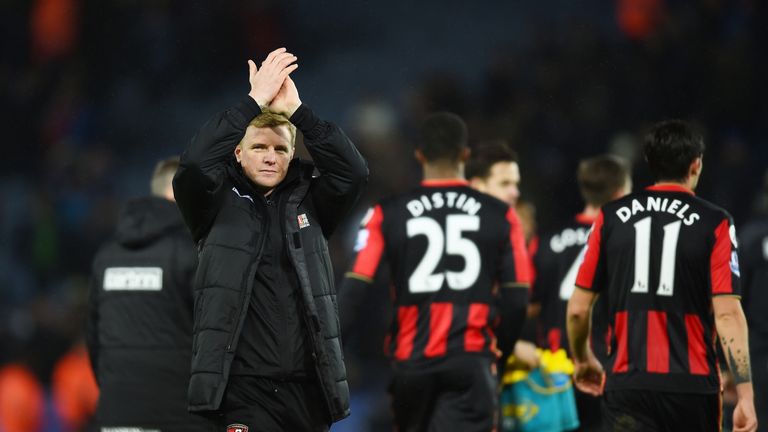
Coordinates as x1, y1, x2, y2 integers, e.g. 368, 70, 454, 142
406, 192, 482, 217
615, 196, 700, 226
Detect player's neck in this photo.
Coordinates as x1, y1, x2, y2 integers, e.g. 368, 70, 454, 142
421, 163, 464, 182
581, 205, 601, 218
654, 179, 695, 192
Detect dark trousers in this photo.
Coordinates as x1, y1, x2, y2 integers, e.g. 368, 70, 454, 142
389, 356, 498, 432
602, 389, 720, 432
210, 376, 330, 432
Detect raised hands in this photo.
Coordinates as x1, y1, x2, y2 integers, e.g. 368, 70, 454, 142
247, 48, 298, 108
269, 76, 302, 118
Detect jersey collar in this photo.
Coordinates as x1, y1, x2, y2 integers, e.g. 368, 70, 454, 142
646, 184, 695, 196
420, 179, 469, 187
575, 212, 597, 225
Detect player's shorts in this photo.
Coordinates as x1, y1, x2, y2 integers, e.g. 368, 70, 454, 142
389, 356, 497, 432
603, 389, 720, 432
574, 390, 602, 431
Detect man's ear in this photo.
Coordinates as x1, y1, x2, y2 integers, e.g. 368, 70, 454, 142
459, 147, 471, 162
234, 144, 242, 163
689, 157, 702, 177
414, 149, 426, 164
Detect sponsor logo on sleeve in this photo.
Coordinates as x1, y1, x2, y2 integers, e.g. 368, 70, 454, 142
227, 424, 249, 432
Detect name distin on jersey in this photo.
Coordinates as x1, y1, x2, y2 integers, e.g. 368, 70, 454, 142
406, 192, 483, 217
615, 196, 700, 226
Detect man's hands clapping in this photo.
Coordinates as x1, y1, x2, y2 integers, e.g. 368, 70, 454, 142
247, 48, 302, 117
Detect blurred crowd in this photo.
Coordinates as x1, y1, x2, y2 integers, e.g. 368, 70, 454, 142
0, 0, 766, 430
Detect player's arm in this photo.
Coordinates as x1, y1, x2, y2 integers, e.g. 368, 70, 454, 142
173, 48, 296, 240
496, 208, 531, 362
711, 217, 757, 431
566, 288, 603, 394
512, 239, 545, 369
338, 206, 386, 336
714, 296, 757, 432
567, 211, 606, 395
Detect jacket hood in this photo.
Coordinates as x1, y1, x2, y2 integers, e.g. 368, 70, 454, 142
115, 196, 186, 248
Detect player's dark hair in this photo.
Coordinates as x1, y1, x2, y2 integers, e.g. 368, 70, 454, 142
577, 155, 631, 207
643, 120, 705, 182
417, 112, 468, 163
465, 140, 519, 180
151, 156, 180, 197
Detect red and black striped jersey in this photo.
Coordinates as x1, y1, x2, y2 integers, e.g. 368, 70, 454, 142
533, 213, 610, 357
345, 180, 531, 369
576, 184, 741, 394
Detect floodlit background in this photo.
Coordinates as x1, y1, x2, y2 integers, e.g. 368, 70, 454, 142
0, 0, 766, 430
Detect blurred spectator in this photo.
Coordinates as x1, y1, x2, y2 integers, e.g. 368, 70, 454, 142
617, 0, 664, 41
0, 363, 45, 432
31, 0, 79, 63
51, 342, 98, 432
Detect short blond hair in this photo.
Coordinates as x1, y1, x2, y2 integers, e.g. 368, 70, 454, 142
241, 111, 297, 147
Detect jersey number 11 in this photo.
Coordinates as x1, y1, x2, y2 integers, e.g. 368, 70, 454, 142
631, 217, 682, 296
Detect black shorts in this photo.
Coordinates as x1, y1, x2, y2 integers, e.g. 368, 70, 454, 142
208, 376, 331, 432
602, 389, 721, 432
389, 356, 498, 432
575, 389, 603, 431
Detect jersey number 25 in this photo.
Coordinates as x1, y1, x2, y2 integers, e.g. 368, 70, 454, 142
407, 215, 481, 293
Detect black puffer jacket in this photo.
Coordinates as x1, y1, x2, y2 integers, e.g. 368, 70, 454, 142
87, 197, 206, 429
173, 97, 367, 421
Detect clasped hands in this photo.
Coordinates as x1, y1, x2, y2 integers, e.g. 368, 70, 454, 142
248, 47, 302, 118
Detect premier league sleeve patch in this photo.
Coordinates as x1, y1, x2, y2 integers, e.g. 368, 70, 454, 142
227, 424, 248, 432
730, 251, 740, 277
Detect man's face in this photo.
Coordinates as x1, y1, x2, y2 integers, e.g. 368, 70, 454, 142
474, 161, 521, 206
235, 125, 295, 193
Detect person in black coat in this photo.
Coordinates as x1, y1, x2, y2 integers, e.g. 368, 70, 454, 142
87, 157, 211, 431
172, 48, 367, 431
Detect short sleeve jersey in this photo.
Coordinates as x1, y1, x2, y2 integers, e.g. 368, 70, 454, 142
576, 184, 740, 394
347, 180, 531, 369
